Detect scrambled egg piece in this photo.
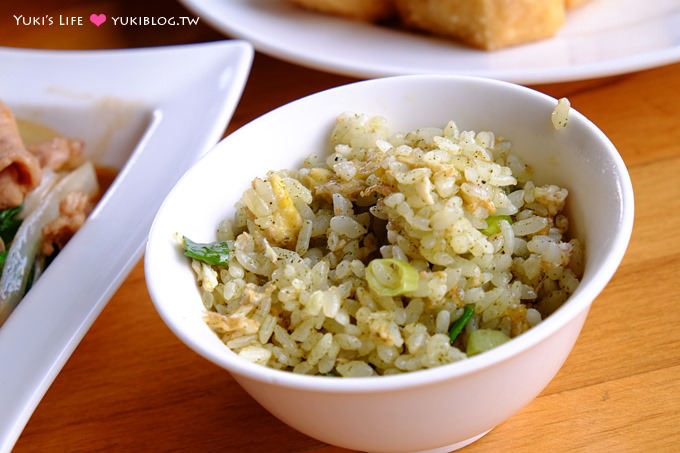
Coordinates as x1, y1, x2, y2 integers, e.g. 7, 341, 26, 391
261, 173, 302, 249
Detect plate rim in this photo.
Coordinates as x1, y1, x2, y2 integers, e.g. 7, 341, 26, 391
180, 0, 680, 84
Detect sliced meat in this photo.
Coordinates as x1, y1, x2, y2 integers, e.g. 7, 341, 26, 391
41, 191, 94, 256
28, 136, 84, 171
0, 101, 42, 209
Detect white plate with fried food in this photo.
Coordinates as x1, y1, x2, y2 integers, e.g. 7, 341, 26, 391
0, 40, 253, 452
181, 0, 680, 84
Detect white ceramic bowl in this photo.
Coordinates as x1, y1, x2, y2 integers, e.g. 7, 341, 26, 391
145, 75, 634, 453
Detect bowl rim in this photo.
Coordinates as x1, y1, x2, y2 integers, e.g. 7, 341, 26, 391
146, 74, 635, 393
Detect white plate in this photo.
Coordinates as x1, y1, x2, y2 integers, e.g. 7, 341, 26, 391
181, 0, 680, 84
0, 41, 253, 452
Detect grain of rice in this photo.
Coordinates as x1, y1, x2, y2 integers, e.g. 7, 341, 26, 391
435, 310, 451, 334
512, 216, 549, 237
238, 345, 272, 365
394, 354, 421, 372
552, 97, 571, 129
337, 360, 374, 377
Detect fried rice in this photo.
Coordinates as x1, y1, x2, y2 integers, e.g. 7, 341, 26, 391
186, 112, 584, 377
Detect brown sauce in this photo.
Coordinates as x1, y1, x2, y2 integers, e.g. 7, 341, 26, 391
94, 165, 118, 200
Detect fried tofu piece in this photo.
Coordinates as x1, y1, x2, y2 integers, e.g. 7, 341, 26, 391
566, 0, 591, 9
288, 0, 396, 22
395, 0, 566, 50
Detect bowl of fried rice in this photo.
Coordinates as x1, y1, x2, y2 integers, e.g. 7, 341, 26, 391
145, 75, 634, 453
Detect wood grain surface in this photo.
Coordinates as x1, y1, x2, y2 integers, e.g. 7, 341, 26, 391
2, 1, 679, 452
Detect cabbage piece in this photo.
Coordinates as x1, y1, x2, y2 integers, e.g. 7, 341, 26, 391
20, 168, 60, 219
0, 161, 98, 325
466, 329, 510, 356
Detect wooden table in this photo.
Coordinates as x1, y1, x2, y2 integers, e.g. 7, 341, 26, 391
3, 1, 680, 452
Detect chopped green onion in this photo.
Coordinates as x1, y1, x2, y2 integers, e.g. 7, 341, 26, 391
466, 329, 511, 356
448, 303, 475, 344
0, 206, 23, 244
365, 258, 419, 297
480, 215, 513, 236
183, 236, 230, 266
